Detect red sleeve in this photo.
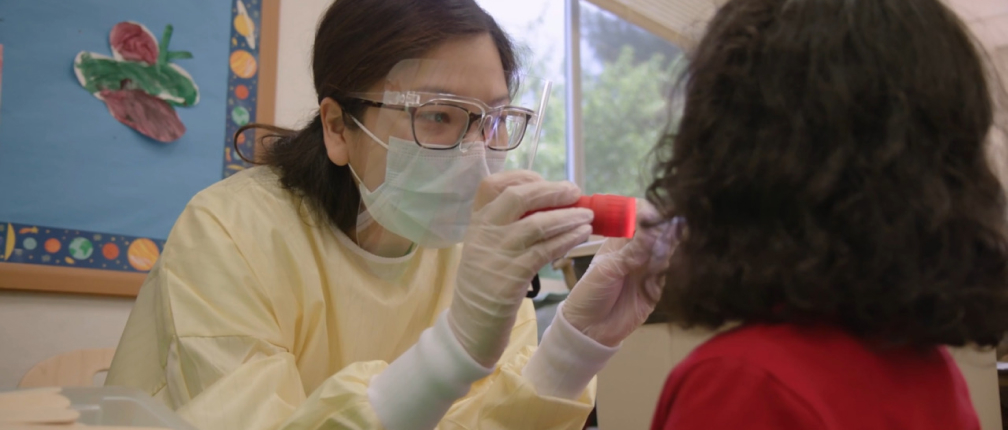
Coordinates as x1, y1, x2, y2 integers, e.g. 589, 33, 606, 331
651, 357, 825, 430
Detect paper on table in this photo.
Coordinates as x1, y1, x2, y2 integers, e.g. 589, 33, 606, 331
0, 388, 77, 425
0, 391, 71, 411
0, 408, 80, 425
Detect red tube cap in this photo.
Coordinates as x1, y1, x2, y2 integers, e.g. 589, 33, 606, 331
578, 195, 636, 238
523, 194, 637, 238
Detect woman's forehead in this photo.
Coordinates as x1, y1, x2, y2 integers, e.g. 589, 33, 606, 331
404, 74, 509, 102
391, 66, 508, 98
384, 37, 510, 103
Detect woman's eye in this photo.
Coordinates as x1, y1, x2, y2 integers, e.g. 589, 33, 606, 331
417, 111, 452, 124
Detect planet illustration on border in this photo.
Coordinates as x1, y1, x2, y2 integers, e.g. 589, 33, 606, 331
128, 238, 160, 271
44, 238, 61, 254
69, 237, 94, 260
103, 242, 120, 260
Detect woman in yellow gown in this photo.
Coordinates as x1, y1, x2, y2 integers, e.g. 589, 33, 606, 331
106, 0, 677, 429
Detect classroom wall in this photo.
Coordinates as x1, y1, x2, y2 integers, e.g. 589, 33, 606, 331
0, 290, 132, 389
273, 0, 331, 128
0, 0, 325, 391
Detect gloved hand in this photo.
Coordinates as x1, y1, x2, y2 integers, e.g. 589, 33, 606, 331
563, 201, 681, 347
449, 170, 594, 367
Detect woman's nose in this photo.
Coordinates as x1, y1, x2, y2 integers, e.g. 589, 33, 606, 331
463, 117, 490, 143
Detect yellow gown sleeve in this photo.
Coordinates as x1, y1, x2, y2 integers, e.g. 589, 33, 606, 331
436, 303, 598, 430
280, 302, 596, 430
114, 198, 595, 430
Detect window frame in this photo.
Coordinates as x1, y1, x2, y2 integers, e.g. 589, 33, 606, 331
564, 0, 587, 188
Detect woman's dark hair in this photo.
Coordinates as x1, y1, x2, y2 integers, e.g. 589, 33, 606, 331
646, 0, 1008, 347
236, 0, 519, 233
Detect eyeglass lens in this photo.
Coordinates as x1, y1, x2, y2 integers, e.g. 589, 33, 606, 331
411, 103, 528, 150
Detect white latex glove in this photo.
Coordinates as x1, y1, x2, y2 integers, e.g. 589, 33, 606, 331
563, 201, 681, 347
449, 170, 595, 367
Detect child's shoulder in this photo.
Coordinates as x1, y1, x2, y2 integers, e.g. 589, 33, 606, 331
673, 323, 958, 412
674, 323, 898, 393
687, 323, 864, 362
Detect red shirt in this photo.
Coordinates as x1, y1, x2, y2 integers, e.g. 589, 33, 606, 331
650, 324, 979, 430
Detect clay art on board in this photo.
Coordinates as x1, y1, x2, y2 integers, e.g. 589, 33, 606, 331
74, 22, 199, 143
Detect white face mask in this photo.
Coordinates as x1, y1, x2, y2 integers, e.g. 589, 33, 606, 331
348, 118, 506, 248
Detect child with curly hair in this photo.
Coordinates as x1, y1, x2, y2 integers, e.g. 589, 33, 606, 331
644, 0, 1008, 428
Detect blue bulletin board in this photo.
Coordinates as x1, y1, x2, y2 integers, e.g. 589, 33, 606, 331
0, 0, 278, 293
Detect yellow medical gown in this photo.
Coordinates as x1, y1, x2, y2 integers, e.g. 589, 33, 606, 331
105, 167, 595, 430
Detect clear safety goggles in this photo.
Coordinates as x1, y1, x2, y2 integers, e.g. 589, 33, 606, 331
344, 91, 536, 151
347, 59, 551, 171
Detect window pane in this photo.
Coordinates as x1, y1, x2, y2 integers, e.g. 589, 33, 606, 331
476, 0, 568, 182
580, 1, 683, 197
478, 0, 571, 283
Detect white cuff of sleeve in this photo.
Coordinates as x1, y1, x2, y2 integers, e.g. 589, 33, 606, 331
522, 302, 620, 399
368, 311, 493, 430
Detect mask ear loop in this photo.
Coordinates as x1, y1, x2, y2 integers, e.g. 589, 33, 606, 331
355, 199, 400, 253
350, 166, 374, 249
356, 202, 375, 232
350, 116, 390, 150
346, 115, 418, 254
345, 115, 381, 247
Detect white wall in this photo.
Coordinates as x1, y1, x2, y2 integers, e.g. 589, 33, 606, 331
946, 0, 1008, 50
950, 348, 1002, 430
0, 290, 133, 389
274, 0, 333, 129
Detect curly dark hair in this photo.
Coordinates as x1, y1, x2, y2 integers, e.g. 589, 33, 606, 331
646, 0, 1008, 348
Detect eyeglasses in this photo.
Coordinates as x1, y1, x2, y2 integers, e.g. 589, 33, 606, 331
344, 91, 535, 151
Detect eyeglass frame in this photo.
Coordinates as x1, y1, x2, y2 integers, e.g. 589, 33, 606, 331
342, 91, 536, 151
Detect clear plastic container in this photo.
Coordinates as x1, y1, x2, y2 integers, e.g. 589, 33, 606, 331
61, 386, 198, 429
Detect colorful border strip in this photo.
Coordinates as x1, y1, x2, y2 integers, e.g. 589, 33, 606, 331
0, 222, 166, 273
223, 0, 263, 177
0, 0, 261, 273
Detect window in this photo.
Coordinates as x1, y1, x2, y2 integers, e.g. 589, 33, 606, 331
579, 2, 682, 197
478, 0, 686, 283
476, 0, 568, 182
479, 0, 685, 195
